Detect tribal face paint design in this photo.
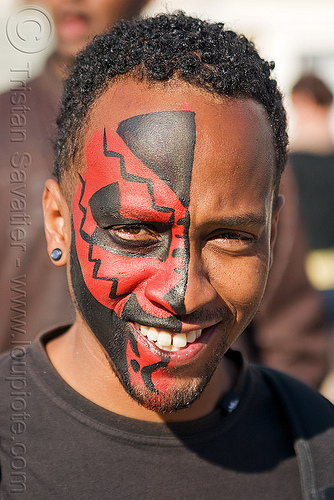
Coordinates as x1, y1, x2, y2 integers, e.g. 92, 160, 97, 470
70, 111, 196, 408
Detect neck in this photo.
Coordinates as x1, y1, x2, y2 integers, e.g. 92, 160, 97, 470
46, 321, 237, 423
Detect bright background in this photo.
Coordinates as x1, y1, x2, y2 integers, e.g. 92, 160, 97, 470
1, 0, 334, 137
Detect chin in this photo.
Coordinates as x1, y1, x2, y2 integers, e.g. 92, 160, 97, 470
128, 378, 206, 414
119, 354, 222, 414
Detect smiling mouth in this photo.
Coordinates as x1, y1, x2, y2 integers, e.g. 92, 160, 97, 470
136, 324, 202, 352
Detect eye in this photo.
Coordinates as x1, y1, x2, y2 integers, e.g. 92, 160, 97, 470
207, 230, 255, 252
108, 224, 161, 246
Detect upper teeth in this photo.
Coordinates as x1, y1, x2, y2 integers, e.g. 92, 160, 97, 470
139, 325, 202, 352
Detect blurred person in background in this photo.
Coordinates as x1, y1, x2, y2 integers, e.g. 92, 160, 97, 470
289, 73, 334, 400
0, 2, 329, 391
0, 0, 149, 353
290, 73, 334, 327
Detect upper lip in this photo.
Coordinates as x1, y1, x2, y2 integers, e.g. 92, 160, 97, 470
124, 297, 226, 333
134, 322, 219, 335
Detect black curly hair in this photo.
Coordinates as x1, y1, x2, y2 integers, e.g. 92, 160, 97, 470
54, 11, 288, 194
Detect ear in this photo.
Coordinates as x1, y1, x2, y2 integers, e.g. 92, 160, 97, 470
43, 179, 71, 267
269, 195, 284, 268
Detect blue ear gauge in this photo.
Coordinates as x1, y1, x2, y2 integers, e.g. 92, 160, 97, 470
51, 248, 62, 261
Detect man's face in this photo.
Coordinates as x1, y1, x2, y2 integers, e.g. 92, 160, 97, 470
70, 81, 278, 412
38, 0, 147, 58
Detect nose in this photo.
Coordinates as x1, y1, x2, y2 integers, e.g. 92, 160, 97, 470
144, 260, 187, 315
182, 252, 218, 315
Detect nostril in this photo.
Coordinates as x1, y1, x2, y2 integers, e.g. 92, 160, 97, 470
143, 270, 188, 316
148, 298, 182, 316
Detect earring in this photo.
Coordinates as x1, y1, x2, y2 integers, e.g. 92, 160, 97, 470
51, 248, 62, 261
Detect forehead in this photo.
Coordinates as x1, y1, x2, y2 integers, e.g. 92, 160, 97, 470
82, 79, 276, 210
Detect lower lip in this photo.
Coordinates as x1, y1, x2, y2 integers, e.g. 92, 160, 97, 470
133, 324, 217, 367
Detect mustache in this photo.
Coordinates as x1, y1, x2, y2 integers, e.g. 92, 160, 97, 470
178, 307, 230, 325
122, 294, 230, 332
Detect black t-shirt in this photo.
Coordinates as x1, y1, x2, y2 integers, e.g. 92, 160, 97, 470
0, 327, 333, 499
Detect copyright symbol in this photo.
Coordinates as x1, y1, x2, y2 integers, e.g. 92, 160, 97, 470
6, 5, 54, 54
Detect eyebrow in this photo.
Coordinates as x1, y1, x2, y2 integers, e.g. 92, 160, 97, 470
213, 214, 267, 228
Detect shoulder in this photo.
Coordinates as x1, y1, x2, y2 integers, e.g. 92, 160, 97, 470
0, 344, 33, 387
252, 364, 334, 430
0, 63, 61, 111
252, 365, 334, 497
0, 348, 11, 373
255, 364, 334, 408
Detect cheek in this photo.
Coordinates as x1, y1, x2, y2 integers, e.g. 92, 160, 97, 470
75, 237, 161, 312
209, 254, 269, 316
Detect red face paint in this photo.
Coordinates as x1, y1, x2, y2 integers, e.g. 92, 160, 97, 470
70, 111, 196, 404
74, 130, 189, 319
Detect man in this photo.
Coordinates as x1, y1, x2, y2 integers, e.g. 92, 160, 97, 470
0, 13, 333, 498
1, 3, 329, 393
0, 0, 149, 353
